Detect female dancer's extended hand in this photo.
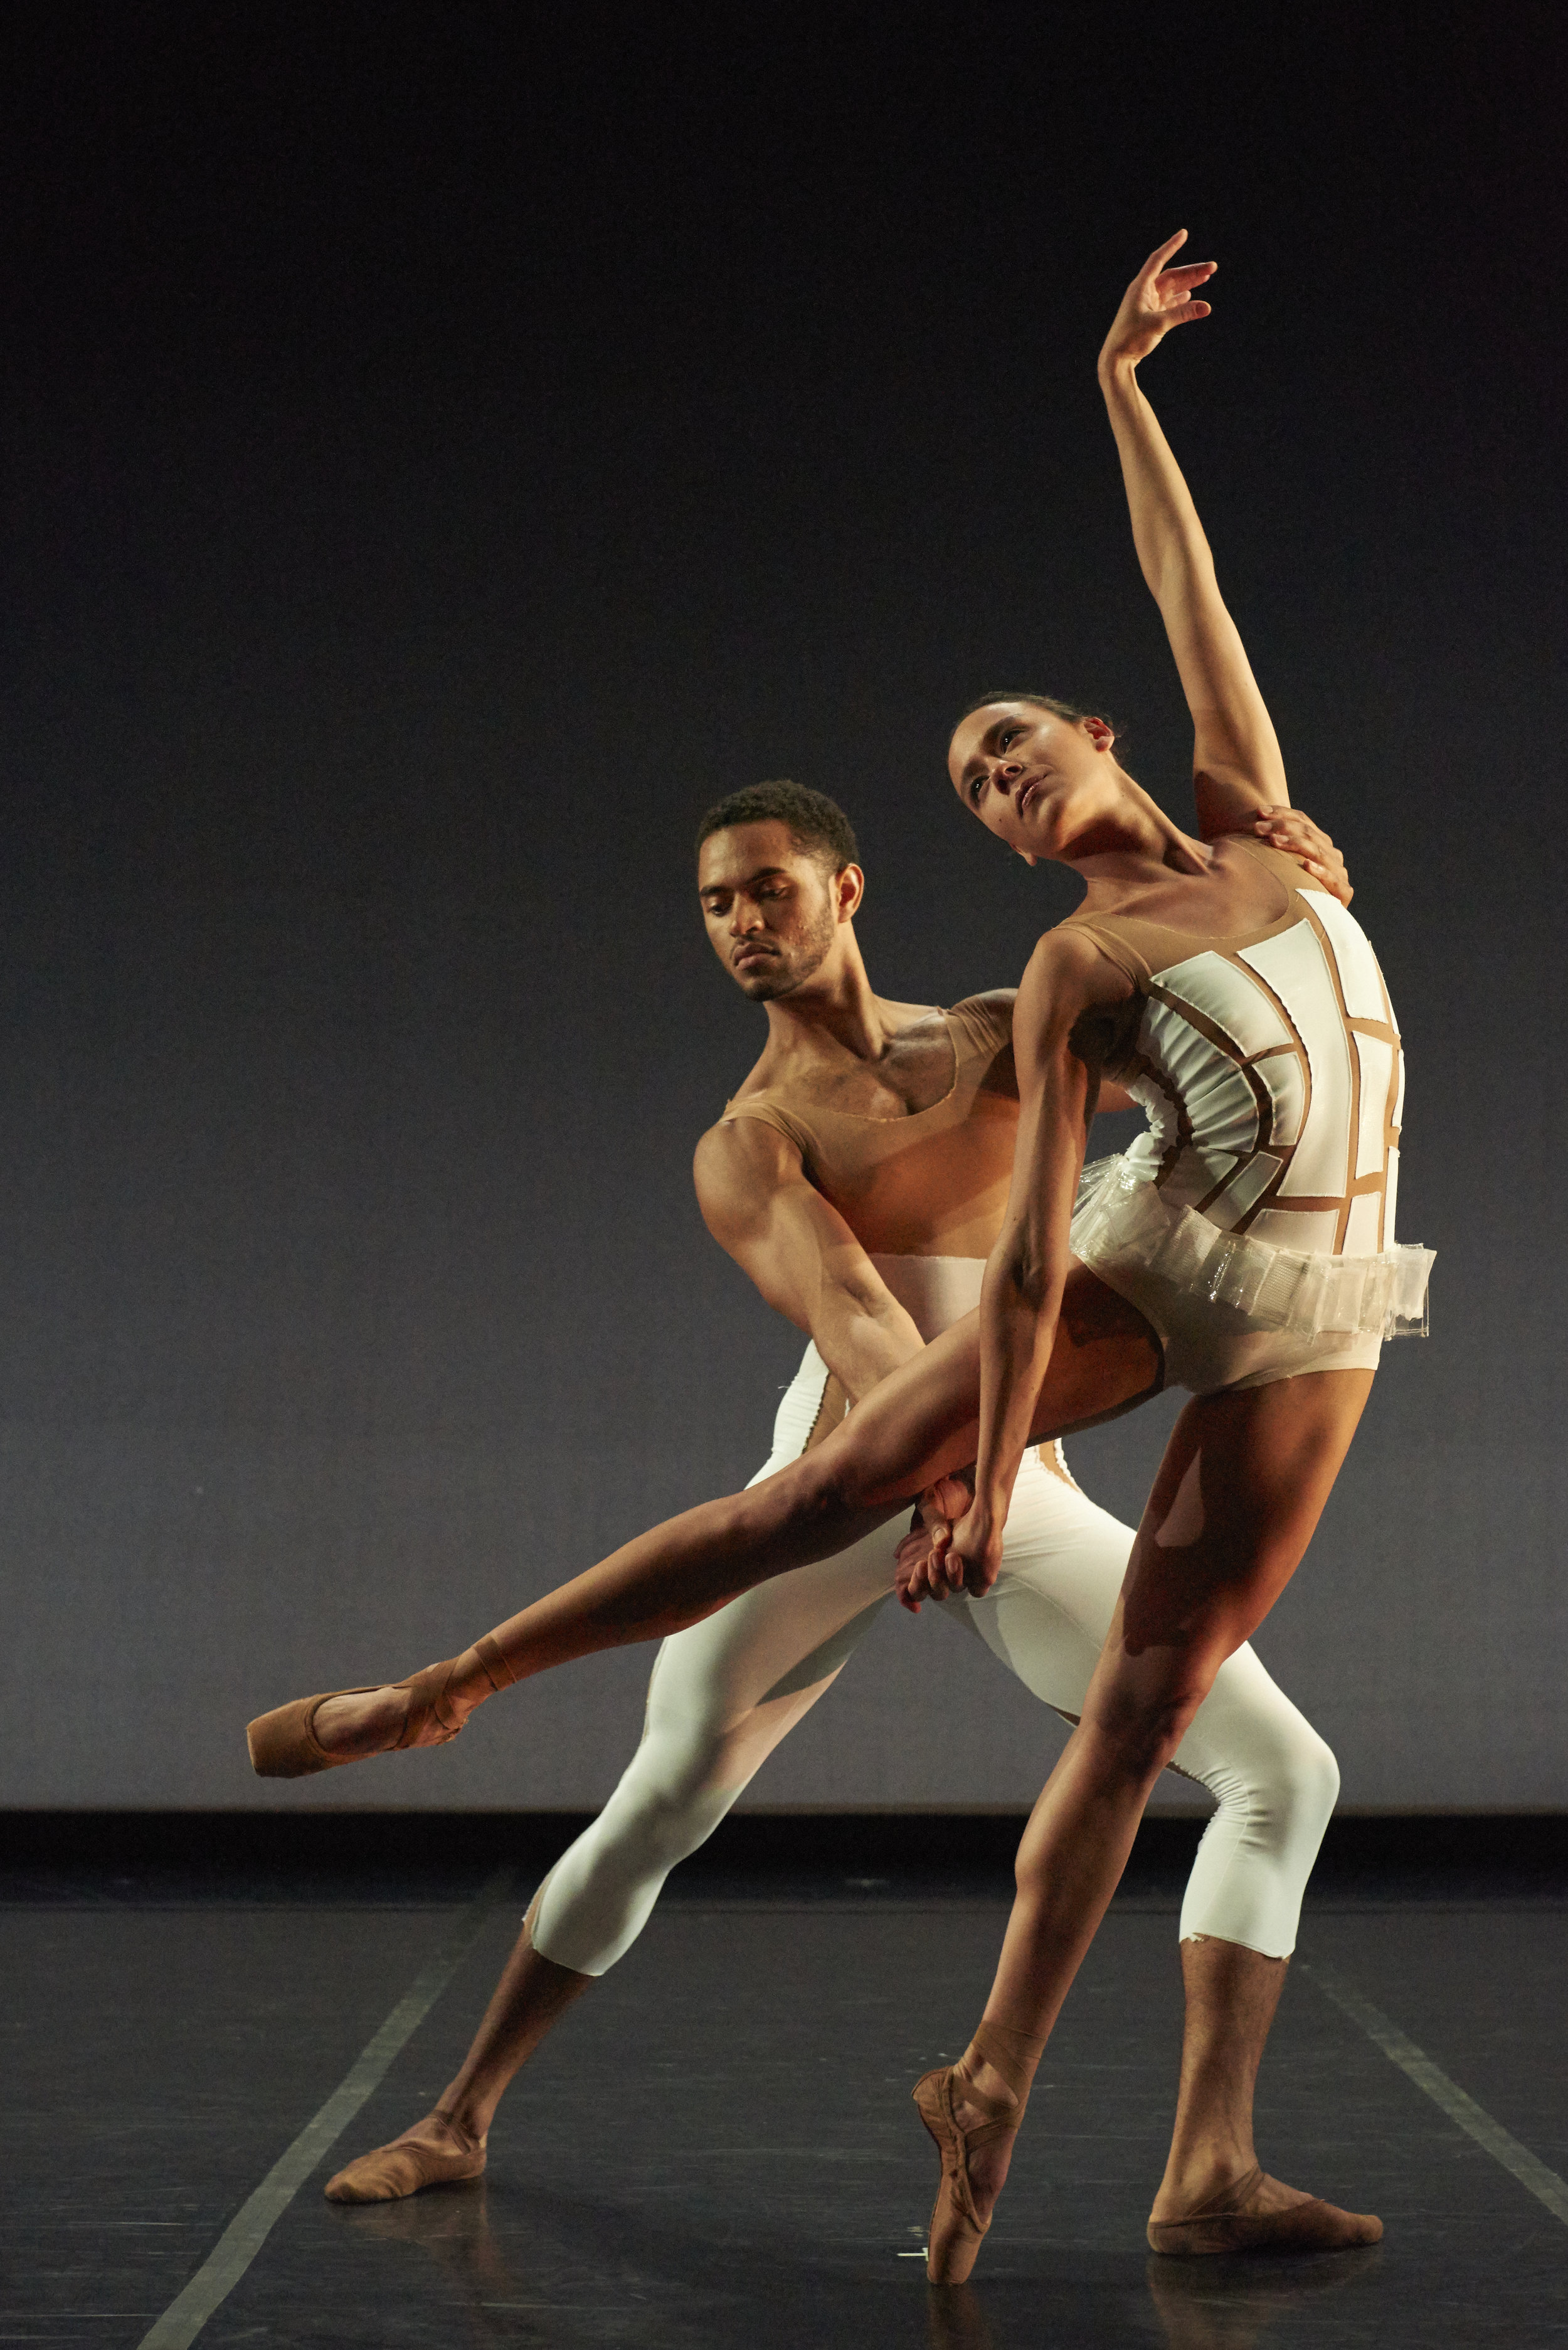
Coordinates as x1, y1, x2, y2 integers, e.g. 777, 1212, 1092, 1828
895, 1480, 1001, 1612
1098, 229, 1214, 375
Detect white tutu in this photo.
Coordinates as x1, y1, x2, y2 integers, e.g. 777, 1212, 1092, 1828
1071, 1156, 1434, 1342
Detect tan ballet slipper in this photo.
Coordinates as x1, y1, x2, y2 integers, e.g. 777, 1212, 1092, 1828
1147, 2164, 1383, 2256
911, 2064, 1021, 2286
246, 1635, 514, 1778
325, 2115, 485, 2204
911, 2019, 1046, 2285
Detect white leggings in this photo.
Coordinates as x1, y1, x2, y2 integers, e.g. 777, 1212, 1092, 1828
532, 1343, 1339, 1974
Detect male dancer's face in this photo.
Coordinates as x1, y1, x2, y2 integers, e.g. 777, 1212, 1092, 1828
697, 821, 856, 1001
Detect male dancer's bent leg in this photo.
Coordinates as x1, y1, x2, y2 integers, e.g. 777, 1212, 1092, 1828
323, 1551, 896, 2199
326, 1351, 899, 2201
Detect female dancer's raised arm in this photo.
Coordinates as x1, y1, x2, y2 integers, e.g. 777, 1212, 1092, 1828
909, 232, 1308, 1605
1098, 230, 1288, 832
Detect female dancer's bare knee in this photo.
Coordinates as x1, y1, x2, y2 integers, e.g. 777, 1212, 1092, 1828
740, 1438, 898, 1568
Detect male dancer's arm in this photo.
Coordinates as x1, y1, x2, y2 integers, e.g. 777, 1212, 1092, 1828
693, 1117, 926, 1403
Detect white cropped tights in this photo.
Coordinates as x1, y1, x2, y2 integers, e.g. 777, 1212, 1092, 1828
532, 1341, 1339, 1975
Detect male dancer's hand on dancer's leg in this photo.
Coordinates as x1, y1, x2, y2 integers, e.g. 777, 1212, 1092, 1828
896, 1470, 1011, 1610
895, 1474, 975, 1610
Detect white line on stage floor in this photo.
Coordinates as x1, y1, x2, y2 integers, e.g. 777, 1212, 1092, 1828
1300, 1959, 1568, 2225
135, 1866, 516, 2350
134, 1911, 1567, 2346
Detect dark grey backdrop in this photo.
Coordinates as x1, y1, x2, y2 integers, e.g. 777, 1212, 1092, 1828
2, 5, 1562, 1812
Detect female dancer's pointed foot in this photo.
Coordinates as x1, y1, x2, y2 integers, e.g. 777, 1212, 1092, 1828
1147, 2164, 1382, 2255
912, 2067, 1020, 2285
325, 2112, 486, 2204
247, 1640, 513, 1778
246, 1668, 458, 1779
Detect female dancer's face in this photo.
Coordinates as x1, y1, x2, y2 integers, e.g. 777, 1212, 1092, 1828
948, 701, 1116, 864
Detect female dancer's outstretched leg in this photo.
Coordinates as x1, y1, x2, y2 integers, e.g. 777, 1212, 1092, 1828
277, 1267, 1160, 1767
917, 1364, 1380, 2282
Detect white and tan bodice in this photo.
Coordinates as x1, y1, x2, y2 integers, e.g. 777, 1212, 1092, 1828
1070, 843, 1404, 1260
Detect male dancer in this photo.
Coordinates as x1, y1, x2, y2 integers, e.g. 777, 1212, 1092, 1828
325, 782, 1362, 2253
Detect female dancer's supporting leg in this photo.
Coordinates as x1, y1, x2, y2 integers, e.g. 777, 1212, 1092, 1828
956, 1528, 1352, 2253
914, 1364, 1380, 2282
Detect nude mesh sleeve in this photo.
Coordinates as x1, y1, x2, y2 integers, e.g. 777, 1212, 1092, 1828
719, 1097, 816, 1165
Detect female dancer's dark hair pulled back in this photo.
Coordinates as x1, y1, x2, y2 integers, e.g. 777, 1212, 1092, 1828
959, 691, 1120, 738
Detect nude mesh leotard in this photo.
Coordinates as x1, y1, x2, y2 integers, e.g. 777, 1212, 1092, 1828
1071, 839, 1403, 1253
723, 993, 1020, 1248
719, 992, 1042, 1452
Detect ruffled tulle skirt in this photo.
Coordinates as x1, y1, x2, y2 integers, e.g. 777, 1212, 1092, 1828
1071, 1157, 1434, 1342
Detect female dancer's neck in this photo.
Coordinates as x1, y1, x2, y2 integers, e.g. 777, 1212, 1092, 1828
1059, 774, 1207, 883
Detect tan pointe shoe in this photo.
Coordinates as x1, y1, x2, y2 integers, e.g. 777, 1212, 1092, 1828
1147, 2164, 1384, 2256
324, 2115, 486, 2204
246, 1637, 513, 1778
911, 2066, 1019, 2286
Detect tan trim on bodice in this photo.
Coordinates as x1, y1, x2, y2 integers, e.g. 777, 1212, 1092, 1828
1061, 840, 1403, 1253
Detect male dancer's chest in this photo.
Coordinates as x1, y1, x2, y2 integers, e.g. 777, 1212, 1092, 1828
778, 1077, 1019, 1260
738, 1009, 1016, 1258
740, 1073, 1066, 1471
816, 1098, 1017, 1258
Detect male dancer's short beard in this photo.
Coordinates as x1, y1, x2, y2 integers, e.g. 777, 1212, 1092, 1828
731, 888, 838, 1001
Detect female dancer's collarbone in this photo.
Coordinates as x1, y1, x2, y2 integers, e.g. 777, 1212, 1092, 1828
1077, 831, 1292, 938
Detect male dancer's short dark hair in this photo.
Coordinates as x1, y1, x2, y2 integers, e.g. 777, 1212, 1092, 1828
696, 781, 858, 873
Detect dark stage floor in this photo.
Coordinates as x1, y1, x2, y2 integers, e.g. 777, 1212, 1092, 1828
8, 1817, 1568, 2349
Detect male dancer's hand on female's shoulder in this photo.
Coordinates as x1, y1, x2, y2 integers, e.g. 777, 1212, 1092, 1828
1247, 807, 1353, 906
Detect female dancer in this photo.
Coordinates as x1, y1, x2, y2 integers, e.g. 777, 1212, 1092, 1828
250, 234, 1428, 2275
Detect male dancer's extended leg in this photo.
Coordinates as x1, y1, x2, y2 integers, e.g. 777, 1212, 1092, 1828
325, 1556, 899, 2198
